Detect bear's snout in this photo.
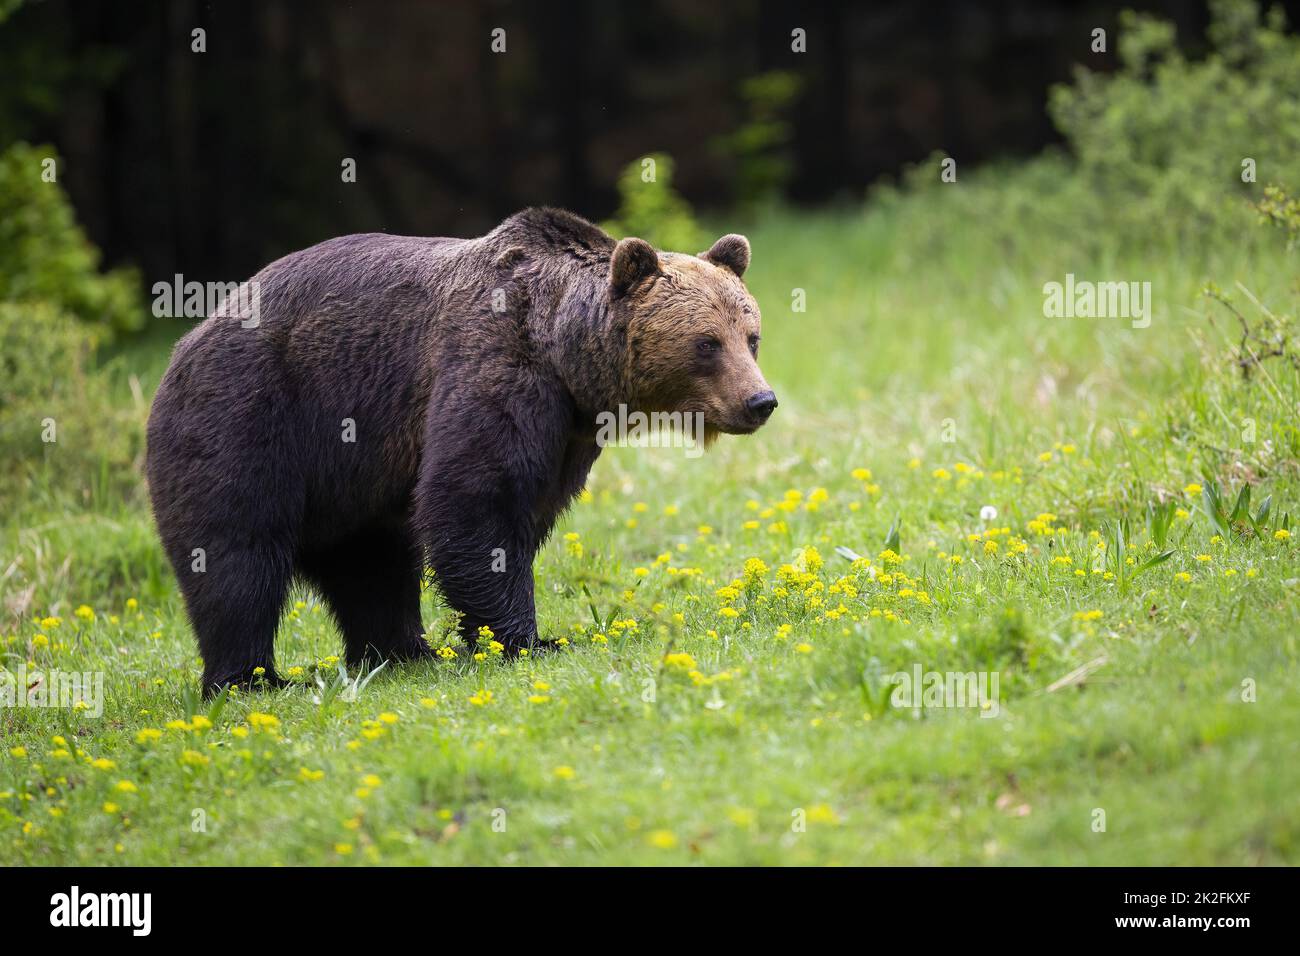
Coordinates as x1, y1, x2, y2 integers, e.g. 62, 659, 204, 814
745, 389, 779, 425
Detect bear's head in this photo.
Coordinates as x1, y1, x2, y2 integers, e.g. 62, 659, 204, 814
609, 233, 776, 442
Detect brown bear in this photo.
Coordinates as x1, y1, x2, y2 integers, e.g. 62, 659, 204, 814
146, 208, 777, 693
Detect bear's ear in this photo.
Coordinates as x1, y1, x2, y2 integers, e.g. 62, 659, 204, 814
700, 234, 750, 278
609, 237, 661, 297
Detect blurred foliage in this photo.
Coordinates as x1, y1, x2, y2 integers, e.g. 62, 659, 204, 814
0, 301, 145, 513
0, 138, 147, 510
601, 152, 705, 253
869, 0, 1300, 267
0, 142, 144, 338
1201, 184, 1300, 384
0, 1, 127, 147
1048, 0, 1300, 246
1254, 182, 1300, 248
710, 70, 803, 208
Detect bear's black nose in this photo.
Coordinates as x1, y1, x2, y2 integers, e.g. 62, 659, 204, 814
746, 390, 778, 422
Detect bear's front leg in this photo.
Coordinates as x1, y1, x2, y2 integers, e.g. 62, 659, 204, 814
422, 505, 542, 655
416, 369, 583, 656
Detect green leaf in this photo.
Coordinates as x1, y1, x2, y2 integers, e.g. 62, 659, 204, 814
1136, 550, 1177, 574
884, 515, 901, 554
179, 683, 199, 721
581, 584, 602, 629
206, 685, 231, 726
1229, 483, 1251, 524
1255, 494, 1272, 529
354, 661, 387, 694
1200, 485, 1232, 539
1147, 499, 1175, 549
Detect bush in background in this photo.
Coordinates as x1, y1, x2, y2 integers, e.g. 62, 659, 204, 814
1049, 0, 1300, 248
0, 142, 143, 340
709, 70, 803, 209
0, 300, 145, 514
601, 152, 705, 253
865, 0, 1300, 269
0, 141, 147, 514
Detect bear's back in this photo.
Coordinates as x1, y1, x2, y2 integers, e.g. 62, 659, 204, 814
147, 232, 485, 538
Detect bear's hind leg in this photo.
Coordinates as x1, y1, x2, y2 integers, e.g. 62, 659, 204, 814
300, 527, 428, 668
175, 542, 293, 696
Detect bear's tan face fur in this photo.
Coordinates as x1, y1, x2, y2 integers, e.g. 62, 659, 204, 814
611, 234, 774, 441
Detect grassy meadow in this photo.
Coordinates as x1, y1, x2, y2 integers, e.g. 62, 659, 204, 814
4, 190, 1299, 865
3, 2, 1300, 865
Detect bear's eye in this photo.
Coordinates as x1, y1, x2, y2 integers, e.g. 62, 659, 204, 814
696, 338, 722, 356
748, 334, 760, 357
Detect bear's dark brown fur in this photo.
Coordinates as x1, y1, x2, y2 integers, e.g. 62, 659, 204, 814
146, 208, 776, 693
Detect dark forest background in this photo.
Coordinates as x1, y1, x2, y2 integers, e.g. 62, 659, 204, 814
2, 0, 1296, 286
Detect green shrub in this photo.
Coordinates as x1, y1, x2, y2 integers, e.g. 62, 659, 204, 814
602, 152, 705, 252
0, 142, 143, 340
0, 301, 144, 514
1048, 0, 1300, 248
1255, 182, 1300, 248
709, 70, 803, 208
862, 0, 1300, 271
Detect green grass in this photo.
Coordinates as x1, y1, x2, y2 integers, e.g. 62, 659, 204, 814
3, 186, 1299, 865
